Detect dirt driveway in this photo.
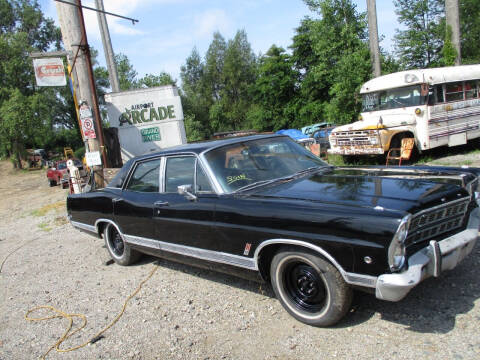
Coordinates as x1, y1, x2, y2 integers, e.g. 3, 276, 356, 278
0, 159, 479, 360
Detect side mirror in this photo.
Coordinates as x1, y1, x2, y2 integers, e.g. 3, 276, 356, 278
177, 184, 197, 201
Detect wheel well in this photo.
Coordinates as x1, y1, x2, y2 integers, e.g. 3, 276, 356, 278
257, 243, 340, 283
388, 131, 415, 149
96, 221, 108, 238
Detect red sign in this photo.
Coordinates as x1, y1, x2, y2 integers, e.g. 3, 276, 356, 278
79, 103, 96, 139
32, 58, 66, 86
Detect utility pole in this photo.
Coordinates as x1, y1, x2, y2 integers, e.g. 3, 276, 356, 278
95, 0, 120, 92
445, 0, 462, 66
56, 0, 108, 187
366, 0, 381, 77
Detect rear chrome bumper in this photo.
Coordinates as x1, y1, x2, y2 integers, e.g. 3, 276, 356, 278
375, 207, 479, 302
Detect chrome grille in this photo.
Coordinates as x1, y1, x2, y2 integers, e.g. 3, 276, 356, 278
407, 198, 469, 245
332, 130, 378, 147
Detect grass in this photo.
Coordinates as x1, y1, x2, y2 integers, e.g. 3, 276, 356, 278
37, 222, 52, 232
31, 201, 65, 217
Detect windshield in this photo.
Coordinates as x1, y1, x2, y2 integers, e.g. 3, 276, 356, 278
361, 85, 426, 112
204, 137, 328, 193
57, 162, 67, 170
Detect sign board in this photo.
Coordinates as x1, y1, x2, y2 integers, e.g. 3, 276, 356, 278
85, 151, 102, 166
79, 103, 96, 140
141, 127, 161, 142
105, 85, 187, 162
33, 58, 66, 86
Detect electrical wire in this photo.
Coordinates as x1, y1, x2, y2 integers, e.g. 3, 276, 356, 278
25, 264, 158, 359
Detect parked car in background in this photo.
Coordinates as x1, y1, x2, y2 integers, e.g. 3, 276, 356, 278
67, 134, 480, 326
47, 159, 85, 188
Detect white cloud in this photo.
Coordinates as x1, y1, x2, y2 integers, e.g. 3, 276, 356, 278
193, 9, 232, 39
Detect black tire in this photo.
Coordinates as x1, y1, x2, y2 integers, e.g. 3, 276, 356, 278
48, 179, 56, 187
270, 248, 353, 327
104, 223, 141, 266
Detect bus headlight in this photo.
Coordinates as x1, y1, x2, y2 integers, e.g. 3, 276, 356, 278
369, 137, 378, 145
388, 215, 411, 272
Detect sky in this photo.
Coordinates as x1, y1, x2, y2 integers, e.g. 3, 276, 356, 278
39, 0, 400, 85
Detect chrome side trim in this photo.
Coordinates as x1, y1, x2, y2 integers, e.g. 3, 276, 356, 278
71, 221, 96, 233
254, 239, 352, 283
124, 234, 256, 270
94, 218, 124, 239
345, 272, 377, 288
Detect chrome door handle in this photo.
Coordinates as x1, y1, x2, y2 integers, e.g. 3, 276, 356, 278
112, 198, 123, 203
154, 201, 169, 207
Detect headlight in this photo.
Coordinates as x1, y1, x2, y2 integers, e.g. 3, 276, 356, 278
369, 137, 378, 145
388, 215, 411, 272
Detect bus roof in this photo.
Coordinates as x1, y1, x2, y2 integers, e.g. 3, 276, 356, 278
360, 64, 480, 94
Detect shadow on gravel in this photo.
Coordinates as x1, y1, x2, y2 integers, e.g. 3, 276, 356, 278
339, 242, 480, 333
130, 253, 276, 299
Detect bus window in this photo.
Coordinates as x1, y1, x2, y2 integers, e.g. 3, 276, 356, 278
465, 81, 478, 99
435, 85, 444, 103
446, 82, 464, 102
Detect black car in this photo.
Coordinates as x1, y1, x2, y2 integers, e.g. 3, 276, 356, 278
67, 134, 480, 326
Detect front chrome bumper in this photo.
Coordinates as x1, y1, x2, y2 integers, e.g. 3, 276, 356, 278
375, 207, 479, 302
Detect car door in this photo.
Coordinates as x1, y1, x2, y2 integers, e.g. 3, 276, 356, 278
154, 155, 217, 249
113, 157, 165, 239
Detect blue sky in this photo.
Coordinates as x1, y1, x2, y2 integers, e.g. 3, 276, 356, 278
40, 0, 400, 84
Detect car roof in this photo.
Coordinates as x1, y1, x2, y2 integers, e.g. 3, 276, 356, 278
134, 133, 286, 161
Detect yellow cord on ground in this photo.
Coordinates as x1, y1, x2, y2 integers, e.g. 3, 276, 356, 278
25, 264, 158, 360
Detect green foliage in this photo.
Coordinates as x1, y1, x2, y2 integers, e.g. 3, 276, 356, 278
0, 0, 62, 168
115, 53, 138, 91
460, 0, 480, 64
180, 30, 257, 138
248, 45, 297, 131
442, 25, 457, 66
137, 72, 176, 87
393, 0, 445, 69
74, 146, 85, 159
290, 0, 371, 126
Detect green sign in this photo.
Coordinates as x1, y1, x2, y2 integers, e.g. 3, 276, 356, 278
141, 127, 161, 142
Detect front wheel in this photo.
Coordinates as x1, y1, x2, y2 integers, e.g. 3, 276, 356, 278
104, 223, 141, 266
270, 248, 352, 327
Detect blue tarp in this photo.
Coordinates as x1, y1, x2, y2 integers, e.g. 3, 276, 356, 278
276, 129, 309, 141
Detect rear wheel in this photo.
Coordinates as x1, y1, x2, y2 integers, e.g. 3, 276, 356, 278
48, 179, 56, 187
270, 248, 352, 327
104, 223, 141, 266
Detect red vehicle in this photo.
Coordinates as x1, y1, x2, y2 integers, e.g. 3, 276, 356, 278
47, 159, 85, 188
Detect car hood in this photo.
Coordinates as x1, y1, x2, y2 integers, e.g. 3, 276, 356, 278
246, 167, 470, 214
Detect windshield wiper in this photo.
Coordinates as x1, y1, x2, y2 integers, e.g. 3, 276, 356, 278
235, 175, 296, 193
293, 166, 324, 177
234, 166, 329, 193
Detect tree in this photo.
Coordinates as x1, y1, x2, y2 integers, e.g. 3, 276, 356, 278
290, 0, 371, 125
460, 0, 480, 64
115, 53, 137, 91
0, 0, 62, 167
393, 0, 445, 69
137, 72, 176, 87
204, 32, 227, 103
180, 47, 210, 141
209, 30, 257, 132
248, 45, 297, 131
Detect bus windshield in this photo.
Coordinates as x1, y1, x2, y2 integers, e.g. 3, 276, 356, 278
361, 85, 426, 112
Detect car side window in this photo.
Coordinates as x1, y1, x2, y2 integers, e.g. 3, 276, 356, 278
165, 156, 196, 193
125, 159, 161, 192
196, 163, 213, 192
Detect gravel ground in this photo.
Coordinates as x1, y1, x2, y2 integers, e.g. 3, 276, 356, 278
1, 160, 480, 360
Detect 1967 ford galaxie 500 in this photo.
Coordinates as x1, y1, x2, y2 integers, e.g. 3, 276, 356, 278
67, 134, 480, 326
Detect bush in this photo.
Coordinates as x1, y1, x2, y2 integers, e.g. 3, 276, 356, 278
74, 147, 85, 160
